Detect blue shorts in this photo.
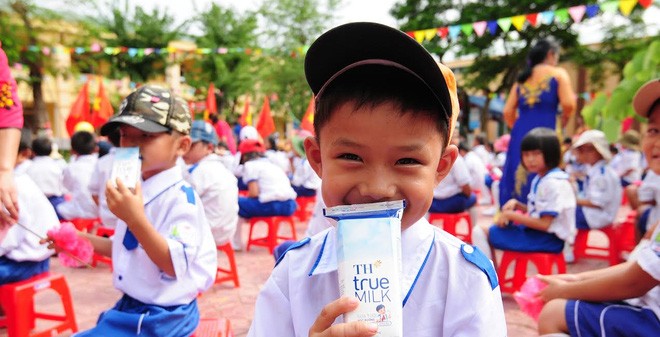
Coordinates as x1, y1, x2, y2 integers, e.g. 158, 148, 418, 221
74, 295, 199, 337
485, 175, 493, 189
48, 195, 66, 220
292, 185, 317, 197
237, 177, 248, 191
0, 257, 49, 284
566, 300, 660, 337
576, 206, 590, 230
489, 223, 564, 253
238, 198, 297, 218
429, 193, 477, 213
637, 208, 651, 236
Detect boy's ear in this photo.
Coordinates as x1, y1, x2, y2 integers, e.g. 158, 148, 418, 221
304, 136, 322, 178
176, 135, 192, 156
435, 144, 458, 185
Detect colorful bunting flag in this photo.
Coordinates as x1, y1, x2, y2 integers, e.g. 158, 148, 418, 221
413, 31, 425, 43
66, 81, 90, 137
460, 23, 473, 37
511, 15, 526, 31
256, 96, 275, 139
91, 80, 113, 128
437, 27, 449, 39
601, 1, 619, 13
585, 4, 600, 18
540, 11, 555, 25
424, 28, 437, 42
619, 0, 638, 16
448, 25, 462, 39
526, 13, 539, 27
569, 5, 587, 23
555, 8, 570, 23
487, 21, 499, 35
473, 21, 487, 37
301, 96, 315, 136
638, 0, 652, 8
497, 17, 512, 32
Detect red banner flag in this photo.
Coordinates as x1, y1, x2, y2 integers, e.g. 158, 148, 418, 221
206, 82, 217, 114
66, 81, 90, 136
91, 80, 114, 128
239, 96, 251, 127
256, 96, 275, 139
300, 95, 315, 136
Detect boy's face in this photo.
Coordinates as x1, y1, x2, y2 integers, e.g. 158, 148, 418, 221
573, 144, 600, 165
183, 141, 212, 165
642, 108, 660, 174
305, 100, 456, 230
119, 125, 191, 180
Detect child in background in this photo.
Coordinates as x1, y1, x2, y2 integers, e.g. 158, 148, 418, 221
183, 120, 239, 246
536, 78, 660, 337
214, 141, 236, 171
56, 131, 98, 220
265, 132, 292, 176
571, 130, 621, 230
472, 127, 576, 260
458, 141, 490, 205
0, 144, 58, 285
613, 130, 643, 187
290, 133, 321, 197
75, 85, 217, 336
429, 131, 476, 214
248, 22, 505, 336
89, 129, 120, 228
26, 137, 65, 219
14, 128, 32, 175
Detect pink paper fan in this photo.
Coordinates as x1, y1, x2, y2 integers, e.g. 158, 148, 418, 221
513, 276, 547, 321
48, 222, 94, 267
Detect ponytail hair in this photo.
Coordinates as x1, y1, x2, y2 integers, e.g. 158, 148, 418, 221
517, 39, 560, 83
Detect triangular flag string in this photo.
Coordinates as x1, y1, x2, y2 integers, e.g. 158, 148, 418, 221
473, 21, 487, 37
497, 17, 512, 32
487, 21, 499, 35
526, 13, 539, 27
569, 5, 587, 23
554, 8, 570, 23
585, 4, 600, 18
460, 23, 474, 37
448, 25, 462, 39
511, 15, 526, 31
619, 0, 638, 16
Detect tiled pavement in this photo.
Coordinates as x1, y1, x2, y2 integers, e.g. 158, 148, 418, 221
2, 203, 618, 337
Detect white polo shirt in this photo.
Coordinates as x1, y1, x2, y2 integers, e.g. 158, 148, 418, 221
89, 149, 117, 228
291, 158, 322, 191
57, 154, 99, 219
638, 171, 660, 231
26, 156, 65, 197
433, 155, 471, 199
0, 174, 57, 261
243, 157, 297, 203
527, 168, 576, 242
581, 160, 622, 229
626, 224, 660, 320
248, 218, 506, 336
463, 151, 488, 191
112, 166, 217, 306
185, 154, 239, 245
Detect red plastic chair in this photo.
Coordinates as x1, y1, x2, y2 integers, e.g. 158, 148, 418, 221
496, 251, 566, 294
246, 216, 297, 253
68, 218, 100, 233
191, 317, 233, 337
573, 223, 630, 266
215, 243, 240, 287
0, 272, 78, 337
91, 226, 115, 270
294, 196, 317, 223
428, 211, 472, 243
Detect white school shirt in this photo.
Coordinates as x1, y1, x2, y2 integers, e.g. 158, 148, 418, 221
433, 155, 471, 199
638, 171, 660, 231
243, 157, 297, 203
265, 149, 292, 176
472, 144, 491, 167
248, 218, 506, 337
581, 160, 622, 229
185, 154, 239, 245
89, 149, 118, 228
26, 156, 65, 196
14, 159, 32, 176
290, 157, 322, 191
0, 174, 57, 261
614, 149, 643, 183
463, 151, 488, 191
112, 166, 217, 306
626, 224, 660, 320
527, 168, 576, 242
57, 154, 99, 219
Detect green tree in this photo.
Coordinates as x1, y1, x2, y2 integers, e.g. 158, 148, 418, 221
190, 3, 259, 120
256, 0, 340, 124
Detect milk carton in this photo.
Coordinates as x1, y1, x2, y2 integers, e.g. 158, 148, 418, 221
325, 200, 404, 337
109, 147, 141, 189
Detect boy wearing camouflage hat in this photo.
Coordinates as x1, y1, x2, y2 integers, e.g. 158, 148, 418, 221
77, 86, 217, 336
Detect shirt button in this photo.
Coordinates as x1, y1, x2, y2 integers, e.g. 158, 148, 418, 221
118, 275, 123, 281
462, 245, 474, 254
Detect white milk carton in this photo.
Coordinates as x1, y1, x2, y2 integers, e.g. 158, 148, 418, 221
109, 147, 141, 189
325, 200, 404, 337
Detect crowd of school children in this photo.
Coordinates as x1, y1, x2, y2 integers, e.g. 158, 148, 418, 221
1, 22, 658, 337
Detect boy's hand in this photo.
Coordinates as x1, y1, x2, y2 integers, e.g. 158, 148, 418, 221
106, 179, 146, 226
496, 210, 513, 227
0, 169, 18, 228
535, 274, 578, 302
309, 297, 378, 337
501, 199, 518, 212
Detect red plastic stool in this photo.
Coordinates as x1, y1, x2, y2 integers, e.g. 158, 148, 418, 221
215, 243, 240, 287
573, 225, 623, 266
246, 216, 297, 253
192, 317, 233, 337
497, 251, 566, 294
68, 218, 100, 233
0, 272, 78, 337
428, 211, 472, 243
294, 196, 317, 223
91, 226, 115, 270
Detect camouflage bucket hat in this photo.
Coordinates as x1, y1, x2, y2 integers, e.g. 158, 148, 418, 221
100, 85, 192, 136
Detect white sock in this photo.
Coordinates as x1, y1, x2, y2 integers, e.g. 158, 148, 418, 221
471, 225, 492, 260
539, 334, 570, 337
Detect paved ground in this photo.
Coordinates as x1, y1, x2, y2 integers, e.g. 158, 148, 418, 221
3, 203, 621, 337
